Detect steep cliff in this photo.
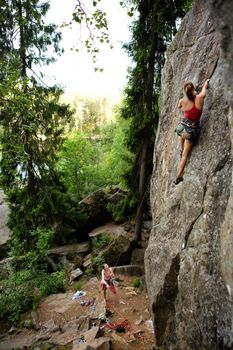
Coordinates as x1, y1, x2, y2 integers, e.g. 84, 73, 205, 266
209, 0, 233, 344
145, 1, 233, 349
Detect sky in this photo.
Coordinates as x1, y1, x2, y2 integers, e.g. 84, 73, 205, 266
42, 0, 133, 101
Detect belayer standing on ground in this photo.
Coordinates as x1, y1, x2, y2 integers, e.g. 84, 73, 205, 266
100, 263, 125, 306
101, 263, 118, 304
174, 79, 209, 184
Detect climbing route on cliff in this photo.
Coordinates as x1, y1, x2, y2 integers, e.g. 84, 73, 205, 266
145, 1, 233, 349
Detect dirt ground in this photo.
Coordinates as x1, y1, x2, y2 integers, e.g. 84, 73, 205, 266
66, 273, 155, 350
0, 273, 155, 350
0, 225, 154, 349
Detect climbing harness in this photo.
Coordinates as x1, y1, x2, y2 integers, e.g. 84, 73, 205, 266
175, 118, 200, 140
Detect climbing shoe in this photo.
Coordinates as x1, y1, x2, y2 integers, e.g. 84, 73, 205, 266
174, 176, 183, 185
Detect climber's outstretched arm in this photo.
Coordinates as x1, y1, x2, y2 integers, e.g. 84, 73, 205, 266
198, 79, 210, 98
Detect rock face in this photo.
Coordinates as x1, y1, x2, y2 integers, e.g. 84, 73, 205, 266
208, 0, 233, 342
145, 1, 233, 349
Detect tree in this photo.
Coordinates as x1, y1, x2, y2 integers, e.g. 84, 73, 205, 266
70, 0, 111, 71
57, 132, 96, 200
0, 0, 75, 255
121, 0, 192, 242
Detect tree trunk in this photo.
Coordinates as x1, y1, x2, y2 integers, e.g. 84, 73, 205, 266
134, 141, 149, 242
18, 0, 37, 200
18, 0, 27, 77
134, 0, 158, 242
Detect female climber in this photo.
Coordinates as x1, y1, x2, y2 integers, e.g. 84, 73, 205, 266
174, 79, 209, 184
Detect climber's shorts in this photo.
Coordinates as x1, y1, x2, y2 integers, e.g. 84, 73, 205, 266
175, 119, 200, 140
101, 279, 116, 294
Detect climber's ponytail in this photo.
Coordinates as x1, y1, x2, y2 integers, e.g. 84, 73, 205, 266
184, 81, 195, 101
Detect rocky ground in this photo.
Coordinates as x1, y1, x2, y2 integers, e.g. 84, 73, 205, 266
0, 219, 154, 350
0, 273, 155, 350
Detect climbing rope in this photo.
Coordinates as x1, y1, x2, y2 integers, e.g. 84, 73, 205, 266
104, 318, 131, 332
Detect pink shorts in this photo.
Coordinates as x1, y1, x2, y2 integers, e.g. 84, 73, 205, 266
101, 279, 116, 294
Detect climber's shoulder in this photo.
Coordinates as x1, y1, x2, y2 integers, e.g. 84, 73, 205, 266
178, 97, 191, 109
177, 97, 185, 109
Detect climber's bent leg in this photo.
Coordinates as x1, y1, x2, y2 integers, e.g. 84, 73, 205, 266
177, 139, 193, 178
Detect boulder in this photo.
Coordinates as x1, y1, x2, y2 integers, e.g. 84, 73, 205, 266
83, 253, 93, 268
42, 319, 60, 333
0, 190, 10, 259
79, 187, 128, 236
30, 311, 40, 331
0, 257, 13, 279
130, 248, 145, 266
79, 189, 112, 234
71, 326, 110, 350
145, 1, 233, 349
69, 267, 83, 283
47, 242, 90, 269
61, 315, 90, 333
0, 334, 36, 350
110, 332, 130, 350
49, 328, 79, 346
99, 235, 132, 266
94, 340, 109, 350
112, 265, 144, 276
81, 326, 100, 343
48, 242, 90, 258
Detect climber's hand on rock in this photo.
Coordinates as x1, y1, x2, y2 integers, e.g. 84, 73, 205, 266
205, 79, 210, 89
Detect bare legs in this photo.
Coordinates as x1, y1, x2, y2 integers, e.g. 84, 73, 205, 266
179, 137, 185, 156
177, 137, 193, 179
103, 285, 124, 306
103, 287, 107, 302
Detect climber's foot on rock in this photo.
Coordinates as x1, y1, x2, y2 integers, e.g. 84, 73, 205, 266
174, 176, 183, 185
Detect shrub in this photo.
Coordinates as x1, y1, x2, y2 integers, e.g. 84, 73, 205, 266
133, 277, 142, 289
85, 266, 94, 278
91, 233, 113, 250
0, 269, 66, 324
93, 255, 105, 276
38, 271, 66, 296
74, 281, 83, 291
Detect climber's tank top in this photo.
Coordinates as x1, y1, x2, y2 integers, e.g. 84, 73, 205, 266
183, 97, 203, 122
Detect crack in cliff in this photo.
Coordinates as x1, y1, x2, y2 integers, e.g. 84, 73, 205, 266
183, 152, 230, 250
171, 29, 216, 53
183, 29, 216, 48
213, 152, 231, 174
183, 174, 209, 249
152, 253, 180, 347
183, 208, 204, 249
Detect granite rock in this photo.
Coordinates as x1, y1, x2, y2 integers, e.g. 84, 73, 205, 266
145, 1, 233, 349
